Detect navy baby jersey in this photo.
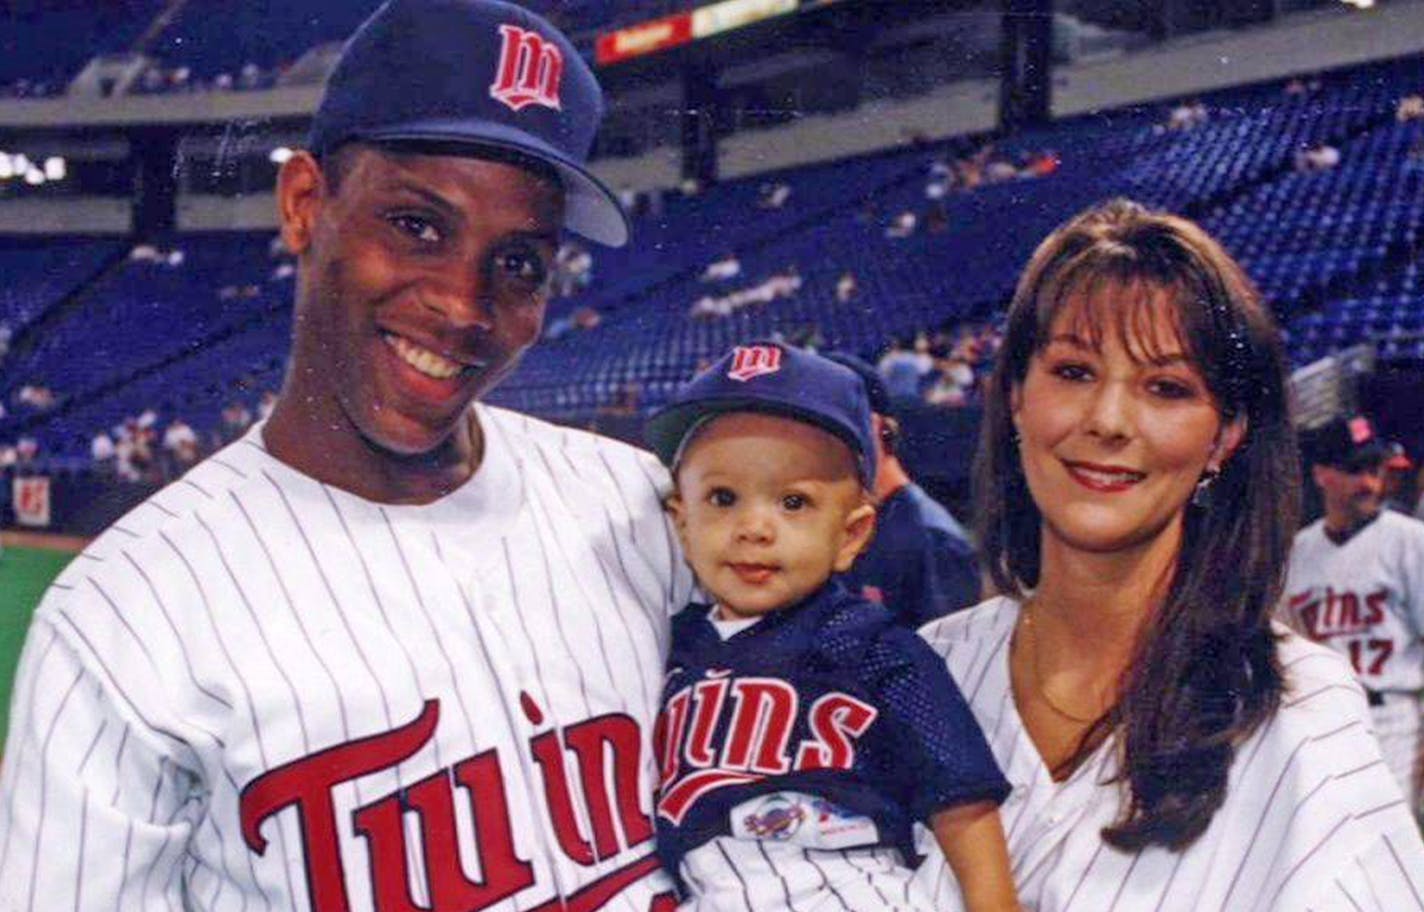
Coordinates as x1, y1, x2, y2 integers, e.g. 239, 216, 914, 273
654, 581, 1008, 882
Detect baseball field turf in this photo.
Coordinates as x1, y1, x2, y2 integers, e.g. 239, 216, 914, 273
0, 544, 74, 748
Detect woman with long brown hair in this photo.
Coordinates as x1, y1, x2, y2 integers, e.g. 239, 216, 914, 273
913, 199, 1424, 910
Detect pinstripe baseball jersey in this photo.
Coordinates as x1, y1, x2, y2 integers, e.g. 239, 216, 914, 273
911, 597, 1424, 912
0, 404, 694, 912
656, 583, 1008, 910
1283, 511, 1424, 693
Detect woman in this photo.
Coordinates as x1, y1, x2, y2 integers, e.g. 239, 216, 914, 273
913, 200, 1424, 910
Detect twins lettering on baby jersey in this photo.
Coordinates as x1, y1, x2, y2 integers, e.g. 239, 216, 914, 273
241, 696, 658, 912
655, 672, 877, 824
1288, 585, 1396, 678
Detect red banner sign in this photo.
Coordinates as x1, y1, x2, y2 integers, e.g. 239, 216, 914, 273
595, 12, 694, 66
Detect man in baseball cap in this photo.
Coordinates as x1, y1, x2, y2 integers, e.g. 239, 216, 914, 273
825, 352, 981, 626
1285, 416, 1424, 820
0, 4, 695, 908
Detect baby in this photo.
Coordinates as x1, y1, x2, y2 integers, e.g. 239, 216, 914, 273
645, 342, 1018, 911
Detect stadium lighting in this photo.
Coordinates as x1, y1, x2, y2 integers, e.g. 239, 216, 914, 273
23, 167, 44, 186
0, 157, 11, 180
44, 156, 65, 181
12, 153, 29, 174
269, 146, 293, 164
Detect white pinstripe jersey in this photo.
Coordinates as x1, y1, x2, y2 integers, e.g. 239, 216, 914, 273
1283, 512, 1424, 693
0, 404, 694, 912
910, 598, 1424, 912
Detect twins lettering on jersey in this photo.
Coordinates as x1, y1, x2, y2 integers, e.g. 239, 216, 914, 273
1289, 585, 1396, 676
239, 697, 661, 912
655, 671, 878, 825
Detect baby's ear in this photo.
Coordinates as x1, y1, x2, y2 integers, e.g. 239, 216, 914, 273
834, 501, 877, 573
665, 491, 689, 537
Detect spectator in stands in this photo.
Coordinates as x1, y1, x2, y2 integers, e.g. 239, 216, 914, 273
877, 337, 932, 401
15, 436, 38, 466
985, 155, 1018, 184
17, 384, 56, 411
163, 418, 201, 474
1167, 97, 1208, 130
925, 356, 976, 407
1397, 93, 1424, 123
756, 181, 791, 209
836, 270, 859, 304
1295, 141, 1341, 172
216, 400, 253, 447
700, 251, 742, 282
885, 210, 918, 239
552, 240, 593, 297
0, 321, 12, 360
90, 430, 116, 473
0, 443, 16, 468
238, 63, 263, 91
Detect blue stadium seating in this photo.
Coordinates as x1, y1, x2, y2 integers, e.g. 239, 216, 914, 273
6, 54, 1424, 465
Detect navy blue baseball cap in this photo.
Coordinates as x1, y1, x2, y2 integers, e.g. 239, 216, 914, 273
1304, 415, 1389, 472
646, 342, 878, 487
309, 0, 630, 247
824, 351, 891, 415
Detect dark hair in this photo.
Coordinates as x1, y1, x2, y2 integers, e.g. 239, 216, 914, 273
975, 199, 1300, 851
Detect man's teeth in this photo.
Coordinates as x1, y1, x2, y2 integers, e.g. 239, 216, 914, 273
384, 334, 465, 380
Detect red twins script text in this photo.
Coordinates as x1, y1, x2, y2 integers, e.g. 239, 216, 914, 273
239, 699, 663, 912
655, 674, 878, 825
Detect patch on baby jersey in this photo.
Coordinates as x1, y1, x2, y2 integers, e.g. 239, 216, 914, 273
731, 792, 880, 849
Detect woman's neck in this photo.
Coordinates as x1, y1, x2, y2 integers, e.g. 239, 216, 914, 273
1030, 517, 1184, 673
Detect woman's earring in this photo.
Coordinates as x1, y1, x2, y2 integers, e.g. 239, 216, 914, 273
1192, 468, 1220, 508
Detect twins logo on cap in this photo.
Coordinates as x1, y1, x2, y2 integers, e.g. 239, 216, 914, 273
727, 345, 783, 382
489, 24, 564, 112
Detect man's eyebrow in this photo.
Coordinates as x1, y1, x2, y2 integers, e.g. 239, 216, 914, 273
380, 179, 560, 245
382, 179, 463, 221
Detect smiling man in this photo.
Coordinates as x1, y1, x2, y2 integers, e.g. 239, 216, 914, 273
0, 2, 692, 910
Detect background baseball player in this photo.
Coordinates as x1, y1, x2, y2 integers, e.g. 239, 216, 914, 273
1283, 414, 1424, 818
645, 343, 1016, 912
827, 352, 981, 625
0, 2, 693, 909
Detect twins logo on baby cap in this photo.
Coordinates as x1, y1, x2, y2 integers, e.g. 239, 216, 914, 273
727, 345, 783, 382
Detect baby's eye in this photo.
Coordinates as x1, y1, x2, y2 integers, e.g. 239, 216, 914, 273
708, 488, 736, 508
782, 493, 808, 511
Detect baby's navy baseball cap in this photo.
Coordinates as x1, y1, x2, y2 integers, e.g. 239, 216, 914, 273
309, 0, 630, 247
646, 342, 878, 487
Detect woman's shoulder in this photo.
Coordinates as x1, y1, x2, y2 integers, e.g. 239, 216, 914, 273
1205, 629, 1424, 908
1271, 625, 1372, 728
915, 596, 1020, 674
